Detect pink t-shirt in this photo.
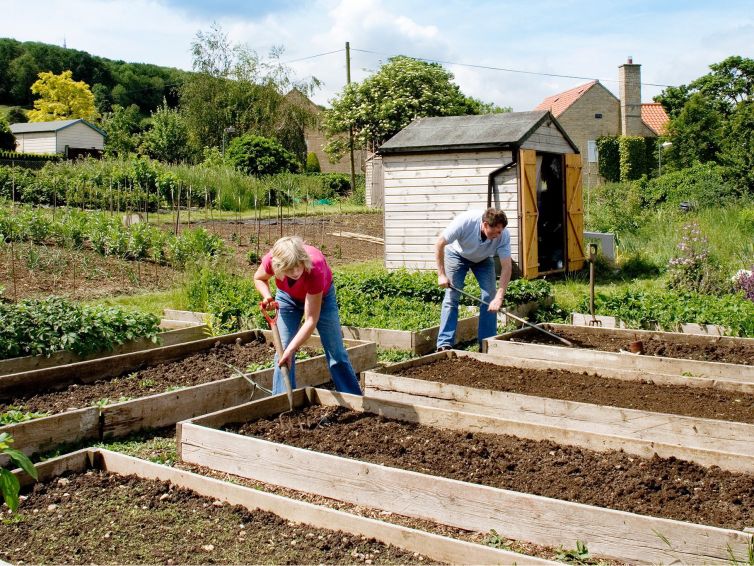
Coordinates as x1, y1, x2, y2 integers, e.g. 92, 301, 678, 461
262, 245, 333, 302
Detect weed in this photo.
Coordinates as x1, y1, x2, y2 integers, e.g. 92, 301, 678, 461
726, 537, 754, 566
139, 378, 156, 389
556, 540, 592, 565
483, 529, 511, 550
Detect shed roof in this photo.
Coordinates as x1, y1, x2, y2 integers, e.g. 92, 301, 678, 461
379, 110, 578, 154
10, 119, 106, 137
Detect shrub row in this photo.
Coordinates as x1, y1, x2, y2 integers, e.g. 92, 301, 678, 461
0, 297, 160, 359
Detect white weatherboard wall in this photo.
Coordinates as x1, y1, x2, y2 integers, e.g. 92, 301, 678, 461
15, 132, 56, 154
383, 150, 518, 271
56, 122, 104, 153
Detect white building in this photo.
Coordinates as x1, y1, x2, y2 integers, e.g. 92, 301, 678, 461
9, 119, 105, 158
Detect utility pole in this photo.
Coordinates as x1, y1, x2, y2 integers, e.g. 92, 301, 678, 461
346, 42, 356, 197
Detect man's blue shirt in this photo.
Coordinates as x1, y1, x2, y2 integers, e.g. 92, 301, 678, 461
442, 209, 511, 263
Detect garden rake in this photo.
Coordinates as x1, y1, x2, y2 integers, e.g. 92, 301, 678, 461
449, 284, 574, 347
260, 300, 295, 415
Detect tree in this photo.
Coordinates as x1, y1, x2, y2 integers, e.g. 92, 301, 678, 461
0, 117, 15, 150
226, 134, 299, 176
664, 93, 723, 169
101, 103, 142, 157
719, 100, 754, 193
306, 151, 321, 173
180, 24, 318, 157
323, 56, 509, 160
27, 70, 97, 122
139, 99, 190, 163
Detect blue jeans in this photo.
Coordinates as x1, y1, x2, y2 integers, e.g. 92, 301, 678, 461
273, 286, 362, 395
437, 248, 497, 349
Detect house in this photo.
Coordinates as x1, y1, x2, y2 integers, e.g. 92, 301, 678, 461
9, 119, 105, 158
374, 110, 584, 277
534, 58, 669, 187
284, 89, 365, 175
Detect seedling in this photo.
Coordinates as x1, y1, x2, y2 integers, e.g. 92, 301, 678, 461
0, 407, 49, 425
139, 378, 157, 389
483, 529, 511, 550
0, 432, 38, 515
556, 540, 592, 564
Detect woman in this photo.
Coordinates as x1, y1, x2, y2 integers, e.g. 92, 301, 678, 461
254, 236, 362, 395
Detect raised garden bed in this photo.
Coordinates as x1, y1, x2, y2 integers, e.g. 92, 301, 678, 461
0, 319, 206, 378
2, 448, 535, 565
0, 331, 375, 458
484, 323, 754, 381
178, 388, 754, 565
362, 350, 754, 472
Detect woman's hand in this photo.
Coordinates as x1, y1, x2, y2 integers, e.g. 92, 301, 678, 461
278, 348, 293, 368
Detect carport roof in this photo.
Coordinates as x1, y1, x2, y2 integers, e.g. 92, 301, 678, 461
379, 110, 577, 154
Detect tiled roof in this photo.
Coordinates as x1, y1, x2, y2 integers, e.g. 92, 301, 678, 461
534, 81, 598, 117
641, 103, 669, 135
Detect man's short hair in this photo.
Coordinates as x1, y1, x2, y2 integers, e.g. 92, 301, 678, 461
482, 208, 508, 228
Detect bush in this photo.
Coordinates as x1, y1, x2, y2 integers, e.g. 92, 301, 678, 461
226, 134, 300, 177
733, 268, 754, 302
666, 221, 729, 294
585, 180, 646, 235
640, 163, 736, 208
305, 152, 321, 173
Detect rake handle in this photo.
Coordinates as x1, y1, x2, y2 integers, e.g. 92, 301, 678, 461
448, 284, 574, 347
260, 301, 294, 410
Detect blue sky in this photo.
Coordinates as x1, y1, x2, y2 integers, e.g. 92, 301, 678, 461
1, 0, 752, 111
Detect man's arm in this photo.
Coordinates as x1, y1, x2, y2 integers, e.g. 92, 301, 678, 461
488, 256, 512, 312
435, 236, 449, 288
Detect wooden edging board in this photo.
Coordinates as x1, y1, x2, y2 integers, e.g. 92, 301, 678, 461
484, 323, 754, 381
0, 324, 208, 377
177, 387, 754, 565
1, 333, 376, 459
362, 350, 754, 473
11, 448, 551, 566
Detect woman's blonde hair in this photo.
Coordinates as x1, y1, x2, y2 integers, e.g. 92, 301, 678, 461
270, 236, 312, 278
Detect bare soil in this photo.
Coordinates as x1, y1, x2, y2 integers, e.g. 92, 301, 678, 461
234, 404, 754, 530
508, 326, 754, 365
0, 470, 428, 565
0, 338, 319, 416
1, 213, 385, 301
395, 356, 754, 424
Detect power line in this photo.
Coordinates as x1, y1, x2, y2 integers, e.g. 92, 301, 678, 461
282, 49, 344, 65
351, 47, 675, 89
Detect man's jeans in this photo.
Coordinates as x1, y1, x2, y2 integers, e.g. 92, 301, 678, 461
273, 286, 362, 395
437, 248, 497, 349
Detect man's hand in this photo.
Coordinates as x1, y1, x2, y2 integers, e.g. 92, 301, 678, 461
438, 274, 450, 288
488, 295, 504, 312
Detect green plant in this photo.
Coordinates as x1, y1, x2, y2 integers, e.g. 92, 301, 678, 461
483, 529, 511, 550
377, 349, 415, 365
666, 221, 728, 294
0, 432, 38, 513
619, 136, 649, 181
0, 408, 50, 425
555, 540, 592, 565
305, 152, 321, 173
726, 537, 754, 566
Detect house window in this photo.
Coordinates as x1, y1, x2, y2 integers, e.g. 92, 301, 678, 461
594, 113, 603, 119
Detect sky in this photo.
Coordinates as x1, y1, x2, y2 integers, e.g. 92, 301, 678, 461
1, 0, 753, 111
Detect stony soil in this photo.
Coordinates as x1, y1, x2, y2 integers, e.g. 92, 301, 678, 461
0, 470, 429, 565
507, 325, 754, 365
395, 356, 754, 424
234, 404, 754, 530
0, 338, 319, 416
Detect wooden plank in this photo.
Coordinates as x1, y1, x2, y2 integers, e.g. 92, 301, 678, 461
363, 371, 754, 473
328, 231, 384, 244
340, 318, 477, 355
93, 449, 551, 565
0, 407, 100, 458
485, 331, 754, 381
162, 309, 208, 324
178, 396, 753, 565
15, 448, 91, 488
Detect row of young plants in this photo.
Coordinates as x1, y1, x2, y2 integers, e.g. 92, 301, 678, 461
0, 296, 160, 360
0, 156, 363, 211
184, 265, 555, 333
0, 204, 225, 267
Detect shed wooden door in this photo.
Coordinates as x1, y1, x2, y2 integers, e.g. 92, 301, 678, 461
565, 153, 585, 271
519, 149, 539, 278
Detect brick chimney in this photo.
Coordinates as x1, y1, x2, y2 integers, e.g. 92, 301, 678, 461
619, 57, 642, 136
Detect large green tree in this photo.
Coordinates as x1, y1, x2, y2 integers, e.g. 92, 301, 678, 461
180, 24, 318, 159
139, 99, 190, 163
101, 103, 142, 157
323, 55, 508, 160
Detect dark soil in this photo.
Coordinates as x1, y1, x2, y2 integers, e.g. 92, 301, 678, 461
508, 326, 754, 365
395, 356, 754, 424
0, 470, 429, 564
0, 338, 319, 416
234, 404, 754, 530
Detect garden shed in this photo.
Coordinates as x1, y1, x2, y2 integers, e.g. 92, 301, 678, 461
375, 110, 585, 277
9, 119, 105, 158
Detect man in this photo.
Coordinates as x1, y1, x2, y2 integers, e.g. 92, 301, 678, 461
435, 208, 512, 351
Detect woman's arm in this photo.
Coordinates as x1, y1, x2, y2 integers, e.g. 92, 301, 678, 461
279, 291, 322, 367
253, 263, 274, 306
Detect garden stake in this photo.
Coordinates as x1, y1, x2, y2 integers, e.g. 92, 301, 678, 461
448, 284, 574, 347
260, 300, 295, 414
587, 243, 602, 327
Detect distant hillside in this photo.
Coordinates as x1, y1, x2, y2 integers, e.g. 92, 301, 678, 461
0, 37, 191, 116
